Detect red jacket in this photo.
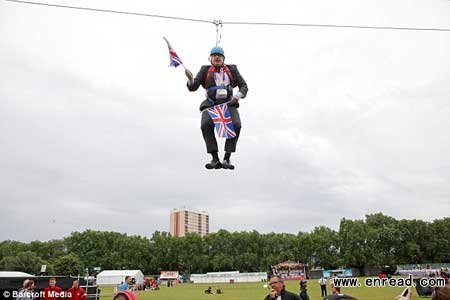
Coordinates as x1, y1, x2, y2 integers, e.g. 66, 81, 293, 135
66, 287, 87, 300
43, 286, 63, 300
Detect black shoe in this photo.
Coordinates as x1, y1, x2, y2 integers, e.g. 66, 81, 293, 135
205, 159, 222, 169
222, 159, 235, 170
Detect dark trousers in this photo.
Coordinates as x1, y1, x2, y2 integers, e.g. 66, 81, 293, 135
201, 106, 241, 153
320, 285, 327, 297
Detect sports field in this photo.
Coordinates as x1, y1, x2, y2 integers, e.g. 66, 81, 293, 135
99, 278, 419, 300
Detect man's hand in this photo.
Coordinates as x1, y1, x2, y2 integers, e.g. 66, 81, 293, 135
269, 288, 278, 299
230, 95, 240, 104
185, 69, 193, 81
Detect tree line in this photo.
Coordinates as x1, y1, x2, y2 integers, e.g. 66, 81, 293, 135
1, 213, 449, 276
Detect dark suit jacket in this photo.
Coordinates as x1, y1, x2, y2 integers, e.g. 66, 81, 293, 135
299, 288, 310, 300
265, 290, 300, 300
187, 64, 248, 110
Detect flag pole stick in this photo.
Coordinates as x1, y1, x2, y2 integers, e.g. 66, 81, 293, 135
200, 100, 233, 113
164, 36, 186, 70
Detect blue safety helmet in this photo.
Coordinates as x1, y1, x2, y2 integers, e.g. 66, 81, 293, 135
210, 46, 225, 57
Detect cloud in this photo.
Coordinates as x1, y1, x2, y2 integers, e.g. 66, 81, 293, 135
1, 0, 449, 241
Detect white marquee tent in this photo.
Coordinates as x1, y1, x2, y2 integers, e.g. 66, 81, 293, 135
0, 271, 34, 277
191, 271, 267, 283
96, 270, 144, 285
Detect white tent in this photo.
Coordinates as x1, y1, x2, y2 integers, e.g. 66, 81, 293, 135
190, 271, 267, 283
0, 271, 34, 277
96, 270, 144, 285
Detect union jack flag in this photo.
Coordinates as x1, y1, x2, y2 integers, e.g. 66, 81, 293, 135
164, 37, 183, 67
169, 49, 182, 67
207, 103, 236, 139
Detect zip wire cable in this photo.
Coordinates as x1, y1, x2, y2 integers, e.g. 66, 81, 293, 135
3, 0, 214, 24
222, 20, 450, 32
4, 0, 450, 32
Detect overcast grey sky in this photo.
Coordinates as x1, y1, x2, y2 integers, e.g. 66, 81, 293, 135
1, 0, 449, 242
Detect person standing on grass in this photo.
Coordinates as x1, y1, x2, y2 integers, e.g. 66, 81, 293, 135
67, 280, 87, 300
43, 277, 63, 300
299, 280, 310, 300
264, 276, 299, 300
319, 276, 327, 297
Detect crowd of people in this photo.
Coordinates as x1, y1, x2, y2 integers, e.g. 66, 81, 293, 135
264, 273, 450, 300
144, 277, 160, 291
11, 271, 450, 300
264, 275, 357, 300
13, 275, 163, 300
15, 277, 87, 300
119, 276, 165, 292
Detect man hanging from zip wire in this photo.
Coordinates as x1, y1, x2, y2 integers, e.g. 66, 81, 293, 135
185, 46, 248, 170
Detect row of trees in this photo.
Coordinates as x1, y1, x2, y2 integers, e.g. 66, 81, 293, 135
1, 213, 449, 275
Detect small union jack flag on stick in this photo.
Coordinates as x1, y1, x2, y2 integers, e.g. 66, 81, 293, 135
163, 37, 184, 69
206, 103, 236, 139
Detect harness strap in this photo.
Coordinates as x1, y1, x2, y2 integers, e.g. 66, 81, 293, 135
203, 65, 234, 87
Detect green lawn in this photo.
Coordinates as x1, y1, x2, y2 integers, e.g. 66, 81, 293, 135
97, 278, 422, 300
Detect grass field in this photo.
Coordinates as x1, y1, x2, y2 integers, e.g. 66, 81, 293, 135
98, 278, 421, 300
